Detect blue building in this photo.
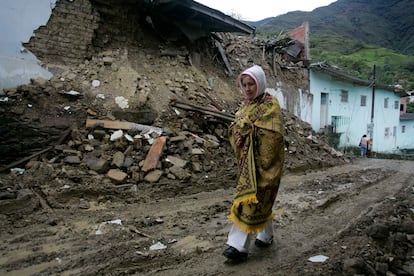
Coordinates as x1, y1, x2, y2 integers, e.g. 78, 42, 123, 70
309, 62, 411, 154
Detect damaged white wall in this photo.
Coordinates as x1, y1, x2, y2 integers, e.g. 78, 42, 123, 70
0, 0, 55, 92
267, 86, 313, 125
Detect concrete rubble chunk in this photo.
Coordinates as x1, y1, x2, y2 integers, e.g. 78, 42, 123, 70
169, 135, 186, 142
191, 148, 205, 155
112, 151, 125, 168
144, 170, 163, 183
165, 155, 187, 168
64, 156, 81, 164
169, 165, 191, 180
83, 156, 109, 173
107, 169, 128, 183
110, 130, 124, 141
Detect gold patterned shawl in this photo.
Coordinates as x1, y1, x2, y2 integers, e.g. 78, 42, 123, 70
228, 93, 285, 234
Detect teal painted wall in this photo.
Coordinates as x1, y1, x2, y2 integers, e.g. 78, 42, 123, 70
310, 70, 408, 153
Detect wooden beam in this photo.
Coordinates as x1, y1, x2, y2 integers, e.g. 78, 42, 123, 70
142, 136, 167, 172
86, 119, 163, 135
215, 40, 233, 76
170, 99, 235, 122
0, 128, 71, 173
86, 119, 133, 130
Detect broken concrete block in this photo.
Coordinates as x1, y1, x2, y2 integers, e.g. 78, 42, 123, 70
144, 170, 163, 183
191, 162, 202, 172
107, 169, 128, 183
112, 151, 125, 168
165, 155, 187, 168
64, 156, 81, 164
191, 148, 205, 155
169, 135, 186, 142
169, 165, 191, 180
83, 156, 109, 173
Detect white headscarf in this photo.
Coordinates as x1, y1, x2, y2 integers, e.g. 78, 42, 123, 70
237, 65, 267, 100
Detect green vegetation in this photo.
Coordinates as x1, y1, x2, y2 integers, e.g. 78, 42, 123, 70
252, 0, 414, 91
255, 30, 414, 90
310, 34, 414, 90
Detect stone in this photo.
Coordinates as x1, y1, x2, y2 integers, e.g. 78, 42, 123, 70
83, 157, 109, 173
169, 165, 191, 180
191, 148, 204, 155
165, 155, 187, 168
367, 223, 389, 240
144, 170, 163, 183
123, 157, 134, 168
107, 169, 128, 183
64, 155, 81, 164
170, 135, 186, 142
112, 151, 125, 168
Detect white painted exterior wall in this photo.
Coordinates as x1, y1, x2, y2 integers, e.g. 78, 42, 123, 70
267, 86, 313, 125
0, 0, 55, 92
310, 69, 406, 153
398, 120, 414, 150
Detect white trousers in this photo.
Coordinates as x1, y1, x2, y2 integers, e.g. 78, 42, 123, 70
226, 220, 274, 253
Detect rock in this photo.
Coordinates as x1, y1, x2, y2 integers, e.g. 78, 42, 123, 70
64, 155, 81, 164
83, 156, 109, 173
343, 257, 366, 275
170, 135, 186, 143
165, 155, 187, 168
169, 165, 191, 180
367, 223, 390, 240
191, 162, 202, 172
400, 221, 414, 234
107, 169, 128, 183
144, 170, 163, 183
191, 148, 204, 155
402, 261, 414, 275
123, 157, 134, 168
112, 151, 125, 168
102, 57, 114, 65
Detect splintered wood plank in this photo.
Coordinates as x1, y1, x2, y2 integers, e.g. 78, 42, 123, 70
142, 136, 167, 172
86, 119, 133, 130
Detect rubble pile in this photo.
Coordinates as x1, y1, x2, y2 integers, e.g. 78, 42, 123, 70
0, 37, 348, 178
0, 75, 347, 185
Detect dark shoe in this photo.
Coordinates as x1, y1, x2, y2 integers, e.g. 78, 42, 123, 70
255, 238, 273, 248
223, 246, 248, 261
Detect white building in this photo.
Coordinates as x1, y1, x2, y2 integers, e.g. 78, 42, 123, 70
309, 62, 411, 153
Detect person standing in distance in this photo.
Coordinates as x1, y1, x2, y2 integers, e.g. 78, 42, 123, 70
223, 65, 285, 262
359, 134, 369, 157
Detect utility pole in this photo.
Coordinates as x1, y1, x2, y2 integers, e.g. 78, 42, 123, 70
369, 65, 376, 156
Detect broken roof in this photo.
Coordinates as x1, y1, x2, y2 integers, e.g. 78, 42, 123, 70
148, 0, 255, 41
310, 62, 407, 97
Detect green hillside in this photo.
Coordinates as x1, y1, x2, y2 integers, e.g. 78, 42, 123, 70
252, 0, 414, 90
310, 35, 414, 89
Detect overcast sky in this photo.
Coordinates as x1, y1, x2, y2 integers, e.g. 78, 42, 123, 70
196, 0, 337, 21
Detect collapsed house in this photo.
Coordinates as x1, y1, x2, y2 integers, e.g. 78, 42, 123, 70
1, 0, 328, 168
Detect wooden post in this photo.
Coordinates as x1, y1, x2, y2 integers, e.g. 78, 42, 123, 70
214, 40, 233, 76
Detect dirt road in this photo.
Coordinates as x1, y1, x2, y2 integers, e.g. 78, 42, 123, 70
1, 158, 413, 275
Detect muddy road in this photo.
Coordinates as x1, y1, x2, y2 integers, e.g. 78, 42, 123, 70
1, 158, 413, 275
